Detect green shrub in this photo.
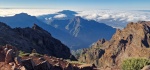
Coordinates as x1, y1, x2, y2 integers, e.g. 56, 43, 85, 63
29, 52, 43, 57
19, 51, 30, 57
122, 58, 150, 70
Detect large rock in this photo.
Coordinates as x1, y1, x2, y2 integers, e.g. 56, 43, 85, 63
14, 57, 22, 65
51, 65, 63, 70
78, 64, 94, 70
21, 58, 35, 70
79, 21, 150, 68
5, 49, 14, 64
64, 63, 73, 70
34, 61, 51, 70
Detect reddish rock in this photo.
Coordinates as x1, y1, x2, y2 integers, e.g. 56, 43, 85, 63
79, 21, 150, 68
5, 49, 14, 64
14, 57, 22, 65
78, 64, 94, 70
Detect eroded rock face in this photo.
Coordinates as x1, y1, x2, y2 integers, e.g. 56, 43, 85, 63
0, 22, 76, 60
79, 21, 150, 68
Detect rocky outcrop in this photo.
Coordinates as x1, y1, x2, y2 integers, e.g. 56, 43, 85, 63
22, 58, 35, 70
79, 21, 150, 68
0, 22, 76, 60
0, 44, 96, 70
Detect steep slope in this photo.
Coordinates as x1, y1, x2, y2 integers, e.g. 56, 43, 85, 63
49, 16, 116, 49
0, 22, 76, 60
79, 21, 150, 68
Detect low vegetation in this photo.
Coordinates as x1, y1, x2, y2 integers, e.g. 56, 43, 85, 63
122, 58, 150, 70
19, 49, 43, 57
19, 51, 30, 57
66, 59, 85, 64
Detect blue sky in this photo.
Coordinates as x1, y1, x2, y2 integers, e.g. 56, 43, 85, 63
0, 0, 150, 10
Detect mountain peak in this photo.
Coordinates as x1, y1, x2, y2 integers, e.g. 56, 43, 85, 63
58, 10, 77, 15
14, 13, 30, 17
32, 23, 43, 30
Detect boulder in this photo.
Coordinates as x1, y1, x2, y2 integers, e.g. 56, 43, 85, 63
78, 64, 94, 70
14, 57, 22, 65
38, 57, 45, 61
34, 61, 51, 70
21, 58, 35, 70
5, 49, 14, 64
51, 65, 63, 70
20, 66, 26, 70
64, 63, 73, 70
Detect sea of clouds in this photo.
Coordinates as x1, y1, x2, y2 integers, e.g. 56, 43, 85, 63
0, 9, 150, 29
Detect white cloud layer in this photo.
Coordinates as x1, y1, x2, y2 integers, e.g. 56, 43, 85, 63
0, 9, 150, 29
0, 9, 60, 16
54, 14, 67, 19
76, 10, 150, 28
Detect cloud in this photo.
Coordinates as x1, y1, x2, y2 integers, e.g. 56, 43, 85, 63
0, 9, 150, 29
53, 14, 67, 19
76, 10, 150, 28
0, 9, 60, 17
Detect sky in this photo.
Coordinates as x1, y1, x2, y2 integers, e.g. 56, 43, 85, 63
0, 0, 150, 10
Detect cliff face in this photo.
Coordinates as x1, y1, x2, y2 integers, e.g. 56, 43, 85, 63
79, 21, 150, 68
0, 22, 76, 60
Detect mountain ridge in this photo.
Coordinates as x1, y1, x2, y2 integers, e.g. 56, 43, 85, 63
79, 21, 150, 69
0, 21, 76, 60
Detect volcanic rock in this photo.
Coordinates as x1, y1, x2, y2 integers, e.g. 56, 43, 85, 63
5, 49, 14, 64
79, 21, 150, 68
21, 58, 35, 70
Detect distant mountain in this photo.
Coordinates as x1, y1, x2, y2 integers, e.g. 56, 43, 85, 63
37, 10, 77, 24
38, 10, 116, 49
0, 12, 116, 50
42, 16, 116, 49
0, 13, 82, 50
0, 22, 76, 60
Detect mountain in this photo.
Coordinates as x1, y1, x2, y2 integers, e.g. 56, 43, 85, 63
38, 10, 77, 23
0, 12, 116, 50
79, 21, 150, 69
0, 13, 83, 50
44, 16, 116, 49
0, 22, 76, 60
